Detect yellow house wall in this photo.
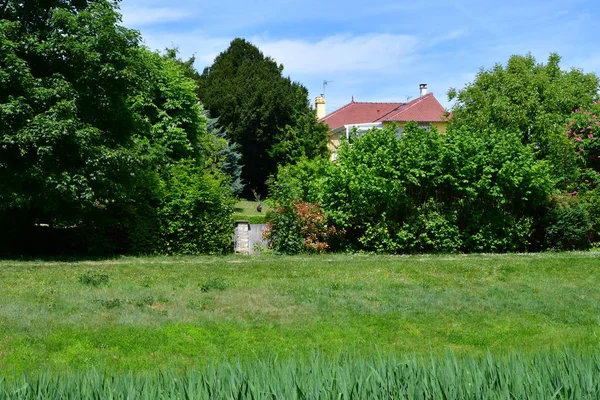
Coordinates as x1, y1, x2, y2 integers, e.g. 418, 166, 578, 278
382, 121, 448, 133
328, 131, 340, 153
430, 121, 448, 133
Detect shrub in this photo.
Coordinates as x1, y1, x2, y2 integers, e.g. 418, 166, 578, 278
100, 298, 122, 309
269, 123, 554, 253
264, 201, 341, 254
544, 195, 593, 250
135, 295, 155, 307
199, 278, 230, 292
159, 161, 235, 255
565, 103, 600, 192
267, 158, 329, 207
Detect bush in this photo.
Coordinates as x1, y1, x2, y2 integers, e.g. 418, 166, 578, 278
159, 161, 235, 255
543, 195, 594, 250
565, 103, 600, 192
267, 158, 330, 207
269, 123, 554, 253
264, 201, 341, 254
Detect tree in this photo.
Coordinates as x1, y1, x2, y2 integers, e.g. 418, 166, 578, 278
163, 48, 244, 196
196, 38, 329, 194
205, 114, 244, 196
0, 0, 143, 228
0, 0, 234, 255
448, 53, 599, 156
564, 102, 600, 192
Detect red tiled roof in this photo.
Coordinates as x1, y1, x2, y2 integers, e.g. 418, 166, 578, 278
320, 93, 446, 130
380, 93, 446, 123
320, 101, 404, 130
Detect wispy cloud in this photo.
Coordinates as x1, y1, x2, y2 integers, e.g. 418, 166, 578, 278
119, 0, 600, 111
256, 34, 420, 75
119, 6, 191, 28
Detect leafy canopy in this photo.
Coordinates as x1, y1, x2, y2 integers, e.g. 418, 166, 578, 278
448, 53, 599, 155
196, 38, 329, 194
0, 0, 234, 254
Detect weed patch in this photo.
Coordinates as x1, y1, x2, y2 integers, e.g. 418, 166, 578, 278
79, 271, 109, 287
199, 277, 229, 292
100, 298, 121, 309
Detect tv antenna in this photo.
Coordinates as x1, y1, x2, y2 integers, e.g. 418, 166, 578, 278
406, 96, 413, 102
322, 80, 333, 96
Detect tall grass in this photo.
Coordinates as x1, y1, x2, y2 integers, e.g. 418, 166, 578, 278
2, 350, 599, 399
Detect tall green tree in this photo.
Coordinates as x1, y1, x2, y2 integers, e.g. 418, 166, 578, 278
448, 53, 599, 156
0, 0, 234, 254
196, 38, 328, 194
0, 0, 142, 227
163, 48, 244, 196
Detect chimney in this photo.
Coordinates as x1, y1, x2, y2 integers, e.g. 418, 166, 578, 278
315, 95, 326, 119
419, 83, 428, 97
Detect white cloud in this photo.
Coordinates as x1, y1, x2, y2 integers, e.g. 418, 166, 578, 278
136, 29, 467, 109
254, 34, 421, 76
139, 31, 424, 77
140, 30, 230, 66
120, 6, 191, 27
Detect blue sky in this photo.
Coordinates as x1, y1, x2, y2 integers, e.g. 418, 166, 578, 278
118, 0, 599, 112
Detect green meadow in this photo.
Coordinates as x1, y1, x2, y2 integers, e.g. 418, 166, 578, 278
1, 253, 599, 375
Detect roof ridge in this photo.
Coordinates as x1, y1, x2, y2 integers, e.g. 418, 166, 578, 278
374, 104, 405, 122
352, 101, 405, 104
320, 100, 405, 122
384, 93, 437, 120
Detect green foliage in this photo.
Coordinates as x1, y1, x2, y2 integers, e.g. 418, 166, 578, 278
135, 295, 154, 307
196, 38, 329, 194
564, 102, 600, 192
0, 1, 236, 255
205, 115, 244, 196
267, 157, 330, 207
2, 350, 600, 399
0, 0, 143, 227
544, 196, 592, 250
99, 297, 121, 309
544, 102, 600, 249
448, 53, 599, 157
78, 271, 109, 287
159, 161, 234, 255
199, 277, 229, 292
265, 201, 341, 254
270, 123, 554, 253
264, 205, 307, 255
162, 49, 244, 196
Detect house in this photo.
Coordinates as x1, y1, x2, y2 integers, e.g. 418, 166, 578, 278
317, 84, 448, 159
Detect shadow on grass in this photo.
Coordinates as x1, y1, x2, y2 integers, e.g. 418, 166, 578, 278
0, 253, 124, 263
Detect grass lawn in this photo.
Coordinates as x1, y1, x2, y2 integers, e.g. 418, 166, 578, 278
232, 199, 271, 223
0, 253, 599, 374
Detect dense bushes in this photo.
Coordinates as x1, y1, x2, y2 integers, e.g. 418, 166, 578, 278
545, 102, 600, 248
268, 123, 556, 253
543, 195, 593, 250
158, 162, 234, 255
0, 0, 235, 256
268, 94, 600, 254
